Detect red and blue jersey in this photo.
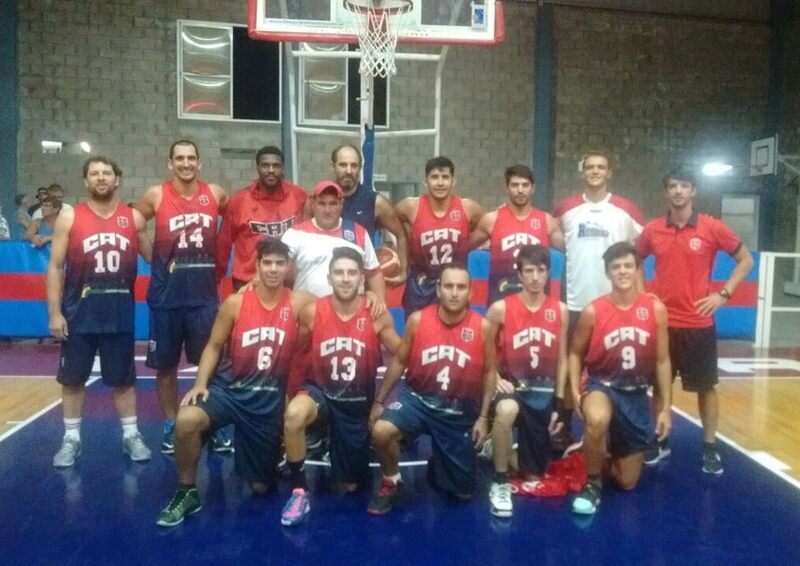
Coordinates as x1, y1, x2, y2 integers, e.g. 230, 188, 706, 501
63, 203, 138, 334
488, 206, 550, 304
409, 195, 471, 278
308, 296, 381, 401
497, 294, 561, 392
215, 288, 296, 399
148, 181, 219, 308
406, 306, 485, 416
584, 294, 657, 390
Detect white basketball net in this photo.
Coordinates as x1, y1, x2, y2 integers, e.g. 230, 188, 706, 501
344, 1, 413, 78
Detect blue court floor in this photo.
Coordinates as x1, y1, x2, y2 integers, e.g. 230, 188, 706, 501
1, 376, 799, 565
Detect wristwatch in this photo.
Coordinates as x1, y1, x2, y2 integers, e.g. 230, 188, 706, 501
718, 288, 731, 300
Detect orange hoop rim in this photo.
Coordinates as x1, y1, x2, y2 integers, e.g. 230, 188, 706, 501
342, 0, 414, 17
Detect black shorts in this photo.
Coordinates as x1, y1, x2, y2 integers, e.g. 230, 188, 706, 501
402, 272, 439, 320
669, 326, 718, 392
303, 384, 371, 486
57, 332, 136, 387
583, 379, 653, 458
145, 305, 217, 369
380, 386, 477, 496
493, 389, 554, 476
197, 380, 283, 485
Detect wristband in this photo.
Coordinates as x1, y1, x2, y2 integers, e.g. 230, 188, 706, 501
374, 400, 385, 406
478, 415, 490, 421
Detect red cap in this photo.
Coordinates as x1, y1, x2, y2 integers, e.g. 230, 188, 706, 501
312, 181, 344, 198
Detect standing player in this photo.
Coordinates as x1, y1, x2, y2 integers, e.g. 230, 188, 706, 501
136, 140, 230, 455
471, 165, 564, 305
48, 156, 152, 468
216, 146, 307, 290
280, 247, 401, 526
395, 157, 484, 316
637, 169, 753, 474
367, 263, 495, 515
484, 244, 568, 517
568, 243, 672, 515
328, 144, 408, 284
156, 238, 313, 527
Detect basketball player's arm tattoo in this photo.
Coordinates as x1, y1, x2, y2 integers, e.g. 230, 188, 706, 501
187, 297, 239, 404
653, 302, 672, 441
567, 306, 595, 416
46, 209, 74, 340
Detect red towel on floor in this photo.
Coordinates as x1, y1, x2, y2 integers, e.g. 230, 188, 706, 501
510, 453, 587, 497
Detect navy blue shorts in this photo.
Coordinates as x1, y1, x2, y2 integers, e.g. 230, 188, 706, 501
402, 272, 439, 319
494, 388, 554, 476
197, 380, 283, 484
145, 305, 217, 369
379, 386, 476, 496
583, 379, 654, 458
57, 332, 135, 387
303, 384, 371, 486
669, 326, 718, 392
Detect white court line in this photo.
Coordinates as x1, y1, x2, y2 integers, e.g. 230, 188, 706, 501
720, 375, 800, 381
670, 405, 800, 491
306, 459, 428, 468
0, 376, 101, 444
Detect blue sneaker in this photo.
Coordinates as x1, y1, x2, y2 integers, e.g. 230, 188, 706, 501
281, 488, 310, 526
209, 429, 233, 454
161, 420, 175, 455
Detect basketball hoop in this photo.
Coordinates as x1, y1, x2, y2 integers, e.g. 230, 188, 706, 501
343, 0, 413, 78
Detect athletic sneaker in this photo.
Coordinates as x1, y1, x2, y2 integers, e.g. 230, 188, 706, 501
477, 437, 493, 460
572, 482, 601, 515
702, 444, 724, 476
53, 437, 82, 468
209, 429, 233, 454
489, 482, 513, 518
123, 433, 152, 462
161, 420, 175, 455
281, 488, 311, 526
368, 478, 404, 515
156, 488, 202, 527
644, 440, 672, 466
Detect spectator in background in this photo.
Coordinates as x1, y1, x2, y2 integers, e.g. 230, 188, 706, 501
0, 205, 10, 240
25, 195, 61, 248
29, 186, 48, 216
33, 184, 73, 220
16, 194, 33, 237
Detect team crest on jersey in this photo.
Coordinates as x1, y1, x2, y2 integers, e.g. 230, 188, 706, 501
343, 229, 355, 241
280, 307, 290, 321
636, 307, 649, 321
449, 210, 461, 222
530, 218, 541, 230
545, 309, 556, 322
357, 317, 366, 331
198, 194, 210, 206
117, 216, 129, 228
689, 237, 702, 251
461, 328, 474, 342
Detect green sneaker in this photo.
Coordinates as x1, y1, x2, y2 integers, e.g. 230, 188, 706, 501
156, 488, 202, 527
572, 482, 601, 515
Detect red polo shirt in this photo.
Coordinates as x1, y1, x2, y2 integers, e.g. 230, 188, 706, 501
637, 211, 741, 329
216, 179, 308, 283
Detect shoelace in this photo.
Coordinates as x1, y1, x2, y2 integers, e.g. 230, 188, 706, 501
168, 491, 192, 512
378, 482, 396, 497
286, 492, 306, 516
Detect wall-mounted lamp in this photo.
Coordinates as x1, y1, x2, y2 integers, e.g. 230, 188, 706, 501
41, 140, 92, 154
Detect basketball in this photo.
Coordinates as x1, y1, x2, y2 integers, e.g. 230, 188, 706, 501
377, 246, 402, 279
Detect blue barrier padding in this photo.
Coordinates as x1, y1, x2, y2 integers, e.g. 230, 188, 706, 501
713, 250, 759, 282
0, 301, 48, 336
468, 249, 565, 280
0, 242, 50, 273
715, 307, 756, 341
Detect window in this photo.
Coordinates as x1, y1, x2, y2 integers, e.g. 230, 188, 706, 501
178, 21, 281, 122
299, 44, 388, 127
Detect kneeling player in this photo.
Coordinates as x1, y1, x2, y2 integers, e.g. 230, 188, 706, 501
157, 238, 312, 527
281, 247, 401, 526
484, 244, 568, 517
368, 263, 495, 515
569, 242, 672, 515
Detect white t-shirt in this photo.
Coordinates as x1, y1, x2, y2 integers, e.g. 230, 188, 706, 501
32, 202, 73, 219
281, 218, 379, 297
554, 192, 644, 311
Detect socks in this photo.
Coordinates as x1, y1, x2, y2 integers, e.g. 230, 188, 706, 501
120, 416, 139, 439
588, 473, 602, 488
288, 459, 307, 490
177, 482, 196, 492
383, 472, 402, 485
493, 471, 509, 484
63, 417, 81, 441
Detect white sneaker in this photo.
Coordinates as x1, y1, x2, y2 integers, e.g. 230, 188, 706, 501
53, 437, 82, 468
489, 481, 513, 518
478, 437, 493, 460
123, 433, 152, 462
